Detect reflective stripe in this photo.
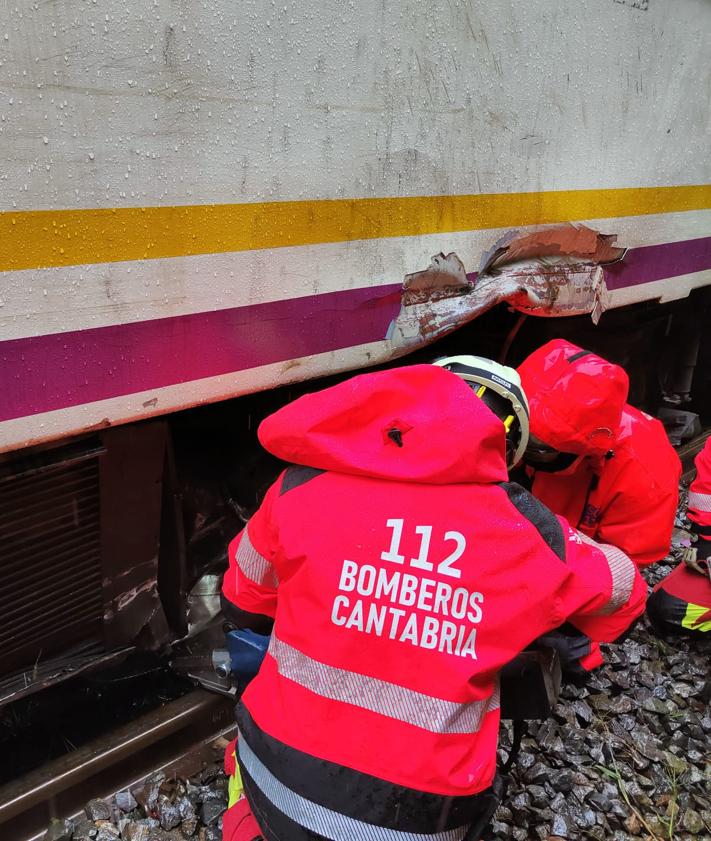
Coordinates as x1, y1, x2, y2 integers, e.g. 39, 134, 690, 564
688, 490, 711, 513
599, 542, 636, 613
238, 734, 469, 841
268, 634, 499, 734
227, 761, 244, 809
682, 603, 711, 632
236, 528, 276, 587
577, 532, 636, 614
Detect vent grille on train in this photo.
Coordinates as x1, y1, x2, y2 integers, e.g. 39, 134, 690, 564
0, 452, 103, 675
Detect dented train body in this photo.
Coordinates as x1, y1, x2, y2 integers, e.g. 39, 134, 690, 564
1, 0, 710, 703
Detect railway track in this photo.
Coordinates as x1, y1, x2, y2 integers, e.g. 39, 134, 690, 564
0, 689, 235, 841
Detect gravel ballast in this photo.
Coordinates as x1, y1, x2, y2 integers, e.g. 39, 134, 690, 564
493, 489, 711, 840
44, 742, 229, 841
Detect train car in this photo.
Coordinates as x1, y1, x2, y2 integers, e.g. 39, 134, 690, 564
1, 0, 710, 705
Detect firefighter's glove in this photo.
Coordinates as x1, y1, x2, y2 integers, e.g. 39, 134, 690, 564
681, 545, 711, 581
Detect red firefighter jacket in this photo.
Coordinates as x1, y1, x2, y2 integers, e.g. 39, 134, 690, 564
648, 562, 711, 634
687, 437, 711, 561
518, 340, 681, 567
222, 364, 645, 840
647, 439, 711, 635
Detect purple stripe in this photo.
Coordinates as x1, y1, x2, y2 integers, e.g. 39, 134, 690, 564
0, 285, 402, 422
604, 237, 711, 290
2, 237, 710, 424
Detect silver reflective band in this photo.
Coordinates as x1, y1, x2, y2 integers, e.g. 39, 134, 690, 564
269, 634, 499, 734
597, 543, 636, 614
688, 490, 711, 513
236, 527, 277, 587
238, 734, 469, 841
577, 532, 636, 615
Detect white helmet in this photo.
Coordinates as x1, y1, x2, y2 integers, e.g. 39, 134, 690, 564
433, 355, 530, 466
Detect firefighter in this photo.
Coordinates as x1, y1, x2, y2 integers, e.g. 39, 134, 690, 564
648, 438, 711, 636
221, 360, 645, 841
517, 339, 681, 568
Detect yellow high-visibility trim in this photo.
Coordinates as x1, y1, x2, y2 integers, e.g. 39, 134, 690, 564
503, 415, 515, 431
681, 602, 711, 632
476, 385, 487, 398
0, 184, 709, 272
228, 758, 244, 808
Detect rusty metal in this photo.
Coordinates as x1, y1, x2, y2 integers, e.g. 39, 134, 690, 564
390, 225, 622, 352
0, 689, 235, 841
478, 224, 626, 276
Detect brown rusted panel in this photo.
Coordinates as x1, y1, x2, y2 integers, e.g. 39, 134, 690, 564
100, 423, 172, 650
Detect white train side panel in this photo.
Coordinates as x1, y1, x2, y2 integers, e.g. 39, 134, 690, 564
0, 0, 710, 453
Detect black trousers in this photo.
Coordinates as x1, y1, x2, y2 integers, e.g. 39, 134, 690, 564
243, 772, 508, 841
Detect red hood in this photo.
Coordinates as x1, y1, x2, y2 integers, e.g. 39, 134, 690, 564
517, 339, 629, 457
258, 365, 508, 484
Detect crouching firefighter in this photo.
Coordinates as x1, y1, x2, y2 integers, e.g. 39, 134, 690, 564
220, 361, 646, 841
517, 339, 681, 568
648, 437, 711, 636
514, 339, 680, 677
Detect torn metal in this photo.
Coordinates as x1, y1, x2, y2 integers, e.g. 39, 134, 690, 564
0, 647, 132, 708
389, 225, 626, 348
478, 225, 625, 276
104, 575, 171, 652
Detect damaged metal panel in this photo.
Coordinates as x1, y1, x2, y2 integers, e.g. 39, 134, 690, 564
389, 225, 625, 348
0, 646, 131, 708
478, 225, 625, 276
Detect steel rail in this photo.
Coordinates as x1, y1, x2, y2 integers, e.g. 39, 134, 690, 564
0, 689, 235, 841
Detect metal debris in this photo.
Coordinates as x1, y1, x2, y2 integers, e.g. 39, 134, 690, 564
389, 225, 624, 351
478, 225, 625, 276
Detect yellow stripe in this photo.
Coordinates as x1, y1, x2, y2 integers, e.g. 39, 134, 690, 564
228, 763, 244, 808
1, 184, 710, 272
681, 602, 711, 632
